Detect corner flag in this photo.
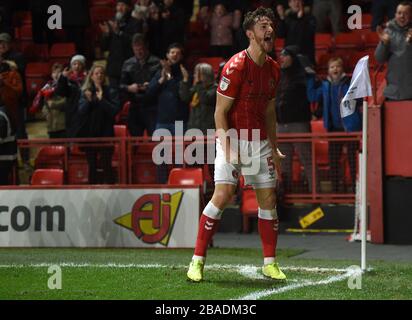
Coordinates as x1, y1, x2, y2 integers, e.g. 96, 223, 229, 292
340, 56, 372, 118
341, 55, 372, 272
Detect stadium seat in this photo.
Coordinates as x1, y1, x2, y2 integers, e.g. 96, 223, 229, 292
334, 32, 363, 50
90, 6, 115, 25
115, 101, 130, 125
22, 43, 49, 62
310, 120, 329, 167
67, 162, 89, 184
364, 32, 379, 49
131, 143, 157, 184
49, 43, 76, 64
114, 125, 128, 138
362, 14, 373, 29
31, 169, 64, 186
34, 145, 66, 170
12, 11, 32, 26
89, 0, 115, 7
315, 33, 333, 51
168, 168, 204, 189
25, 62, 51, 97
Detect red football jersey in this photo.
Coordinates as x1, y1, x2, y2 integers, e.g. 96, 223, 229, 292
217, 50, 280, 141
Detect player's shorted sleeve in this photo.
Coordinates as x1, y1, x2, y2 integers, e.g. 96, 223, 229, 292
217, 62, 242, 99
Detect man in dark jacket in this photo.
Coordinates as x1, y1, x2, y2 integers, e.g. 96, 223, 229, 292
120, 34, 160, 136
275, 45, 313, 193
146, 42, 188, 182
0, 98, 17, 185
276, 0, 316, 64
100, 0, 142, 88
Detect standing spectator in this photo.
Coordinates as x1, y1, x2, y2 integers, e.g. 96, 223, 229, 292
147, 3, 162, 57
307, 57, 362, 193
56, 0, 91, 54
30, 63, 67, 139
120, 33, 161, 136
276, 0, 316, 64
0, 60, 23, 136
100, 0, 142, 88
146, 43, 189, 182
371, 0, 401, 31
131, 0, 153, 35
311, 0, 343, 34
179, 63, 217, 179
375, 1, 412, 101
77, 64, 120, 184
67, 55, 88, 87
158, 0, 186, 56
204, 3, 241, 58
275, 46, 313, 193
0, 96, 17, 185
0, 33, 28, 163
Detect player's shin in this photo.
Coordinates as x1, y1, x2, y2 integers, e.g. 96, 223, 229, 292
258, 208, 279, 264
193, 202, 223, 260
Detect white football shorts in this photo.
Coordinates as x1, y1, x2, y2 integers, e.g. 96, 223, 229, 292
214, 138, 277, 189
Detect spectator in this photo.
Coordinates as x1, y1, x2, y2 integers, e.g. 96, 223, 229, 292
146, 43, 188, 182
311, 0, 343, 34
307, 57, 361, 193
371, 0, 401, 31
77, 64, 120, 184
67, 55, 88, 87
276, 0, 316, 64
375, 1, 412, 101
0, 33, 28, 163
100, 0, 142, 88
204, 3, 241, 58
146, 3, 162, 57
179, 62, 217, 179
56, 0, 91, 54
131, 0, 153, 34
275, 46, 313, 193
0, 59, 23, 145
157, 0, 186, 56
0, 96, 17, 185
120, 33, 161, 136
30, 63, 67, 139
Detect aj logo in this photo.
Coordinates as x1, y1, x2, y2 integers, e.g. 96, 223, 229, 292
114, 192, 184, 246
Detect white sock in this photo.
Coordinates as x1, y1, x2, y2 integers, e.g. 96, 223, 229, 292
193, 255, 205, 263
264, 257, 275, 265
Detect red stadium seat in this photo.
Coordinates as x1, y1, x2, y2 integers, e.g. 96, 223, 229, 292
13, 11, 32, 26
90, 6, 115, 25
31, 169, 64, 186
311, 120, 329, 167
49, 43, 76, 64
364, 32, 379, 48
334, 32, 363, 50
131, 143, 157, 184
315, 33, 333, 50
168, 168, 204, 188
362, 14, 373, 29
67, 162, 89, 184
114, 125, 128, 137
34, 146, 66, 170
115, 101, 130, 125
89, 0, 115, 7
22, 43, 49, 62
25, 62, 51, 97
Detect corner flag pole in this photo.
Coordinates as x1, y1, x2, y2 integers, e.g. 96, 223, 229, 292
361, 98, 368, 272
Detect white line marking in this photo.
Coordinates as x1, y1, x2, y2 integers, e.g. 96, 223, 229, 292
235, 268, 360, 300
0, 262, 348, 273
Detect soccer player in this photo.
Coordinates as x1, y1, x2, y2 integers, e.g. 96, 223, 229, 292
187, 7, 286, 282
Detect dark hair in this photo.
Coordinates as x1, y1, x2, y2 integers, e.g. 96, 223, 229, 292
132, 33, 146, 46
399, 1, 412, 10
242, 7, 276, 32
167, 42, 184, 55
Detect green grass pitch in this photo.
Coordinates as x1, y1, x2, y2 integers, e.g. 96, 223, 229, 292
1, 247, 412, 300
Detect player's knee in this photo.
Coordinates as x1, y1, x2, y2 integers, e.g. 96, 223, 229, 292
259, 193, 276, 210
211, 189, 234, 209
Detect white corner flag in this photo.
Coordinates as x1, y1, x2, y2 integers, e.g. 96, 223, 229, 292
341, 55, 372, 272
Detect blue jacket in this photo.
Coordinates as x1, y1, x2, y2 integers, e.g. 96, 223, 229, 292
307, 74, 362, 132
